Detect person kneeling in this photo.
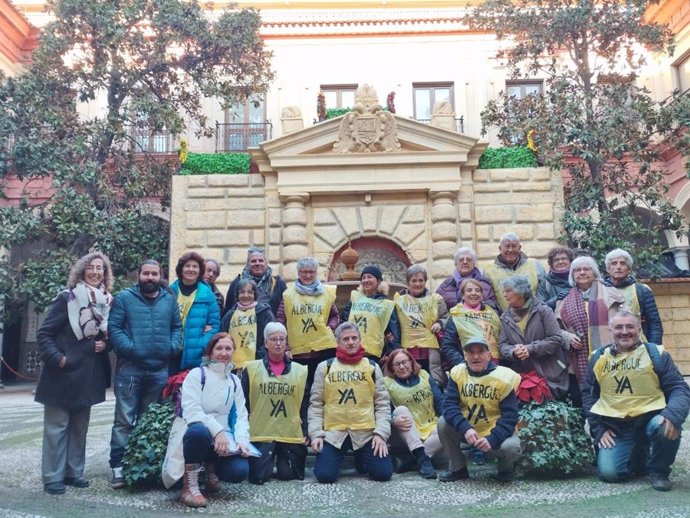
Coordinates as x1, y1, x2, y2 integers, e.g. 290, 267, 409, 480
583, 311, 690, 491
438, 336, 522, 482
179, 333, 250, 507
241, 323, 309, 484
308, 322, 393, 483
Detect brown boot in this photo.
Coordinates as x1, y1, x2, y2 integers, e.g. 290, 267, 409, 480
178, 464, 207, 508
204, 462, 221, 493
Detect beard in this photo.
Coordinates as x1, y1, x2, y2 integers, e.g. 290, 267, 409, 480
139, 279, 160, 295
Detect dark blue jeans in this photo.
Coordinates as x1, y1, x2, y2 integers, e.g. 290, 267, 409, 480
183, 422, 248, 483
109, 361, 168, 468
313, 436, 393, 483
598, 414, 681, 482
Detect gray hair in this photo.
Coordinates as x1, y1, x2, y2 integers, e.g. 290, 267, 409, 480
605, 248, 633, 269
453, 246, 478, 263
297, 257, 319, 271
500, 275, 532, 301
609, 310, 641, 329
335, 322, 360, 341
499, 232, 521, 245
264, 322, 287, 340
405, 264, 428, 282
68, 251, 114, 292
568, 256, 602, 286
205, 258, 220, 272
247, 246, 266, 258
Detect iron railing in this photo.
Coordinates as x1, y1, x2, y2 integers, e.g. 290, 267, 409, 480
215, 121, 272, 152
415, 116, 464, 134
126, 126, 174, 153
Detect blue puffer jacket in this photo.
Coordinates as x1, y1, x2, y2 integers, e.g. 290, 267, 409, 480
108, 285, 183, 371
603, 275, 663, 343
170, 280, 221, 370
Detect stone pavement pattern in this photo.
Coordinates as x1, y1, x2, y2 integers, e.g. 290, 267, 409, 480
0, 388, 688, 518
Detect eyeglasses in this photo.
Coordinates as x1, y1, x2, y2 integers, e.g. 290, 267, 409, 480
392, 359, 410, 368
267, 337, 287, 343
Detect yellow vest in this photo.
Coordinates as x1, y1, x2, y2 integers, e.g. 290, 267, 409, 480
245, 360, 307, 444
449, 364, 520, 437
394, 292, 441, 350
616, 284, 647, 342
384, 370, 438, 440
449, 304, 501, 358
177, 290, 197, 329
323, 358, 376, 431
590, 344, 666, 419
283, 284, 337, 355
347, 291, 395, 358
227, 308, 257, 369
484, 259, 540, 312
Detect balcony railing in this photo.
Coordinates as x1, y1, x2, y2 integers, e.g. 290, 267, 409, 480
415, 116, 464, 134
216, 121, 272, 152
126, 126, 174, 153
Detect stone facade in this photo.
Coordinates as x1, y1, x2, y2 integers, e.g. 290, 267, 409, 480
648, 280, 690, 375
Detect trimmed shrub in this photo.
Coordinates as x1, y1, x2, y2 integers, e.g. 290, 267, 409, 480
180, 152, 250, 175
478, 146, 537, 169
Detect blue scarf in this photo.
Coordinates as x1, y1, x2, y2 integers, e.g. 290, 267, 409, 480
294, 278, 324, 296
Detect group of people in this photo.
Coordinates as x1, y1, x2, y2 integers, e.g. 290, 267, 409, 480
34, 236, 689, 504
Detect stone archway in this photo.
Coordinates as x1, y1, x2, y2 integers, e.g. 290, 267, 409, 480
328, 236, 412, 284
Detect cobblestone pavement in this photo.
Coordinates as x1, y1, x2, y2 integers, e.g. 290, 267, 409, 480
0, 387, 688, 518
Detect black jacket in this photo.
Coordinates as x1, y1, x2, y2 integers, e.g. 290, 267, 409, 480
221, 302, 275, 361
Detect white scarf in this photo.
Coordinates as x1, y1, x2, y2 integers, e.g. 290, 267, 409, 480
67, 282, 112, 341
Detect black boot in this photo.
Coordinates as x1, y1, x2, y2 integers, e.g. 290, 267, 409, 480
412, 447, 437, 480
393, 453, 417, 474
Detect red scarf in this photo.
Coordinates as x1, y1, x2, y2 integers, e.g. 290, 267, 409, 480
335, 345, 366, 364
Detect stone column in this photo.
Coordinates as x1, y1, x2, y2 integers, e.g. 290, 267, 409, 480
429, 190, 459, 285
671, 247, 690, 271
280, 193, 310, 281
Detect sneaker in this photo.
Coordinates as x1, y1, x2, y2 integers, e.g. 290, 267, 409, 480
44, 481, 66, 495
438, 467, 470, 482
111, 466, 126, 489
64, 477, 90, 488
650, 473, 671, 492
417, 455, 437, 480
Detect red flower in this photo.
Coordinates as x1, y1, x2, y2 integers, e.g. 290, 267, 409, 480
516, 371, 553, 404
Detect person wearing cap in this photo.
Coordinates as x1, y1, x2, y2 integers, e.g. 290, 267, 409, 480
437, 336, 522, 482
341, 265, 401, 361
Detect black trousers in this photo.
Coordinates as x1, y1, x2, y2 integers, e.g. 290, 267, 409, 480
248, 441, 307, 485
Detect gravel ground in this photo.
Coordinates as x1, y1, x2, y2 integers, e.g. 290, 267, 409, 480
0, 387, 688, 518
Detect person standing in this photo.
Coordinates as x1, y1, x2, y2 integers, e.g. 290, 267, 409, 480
204, 259, 225, 314
583, 312, 689, 491
35, 252, 113, 494
308, 322, 393, 483
224, 247, 287, 316
108, 259, 183, 489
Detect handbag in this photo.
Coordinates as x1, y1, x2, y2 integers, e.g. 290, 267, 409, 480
161, 416, 187, 488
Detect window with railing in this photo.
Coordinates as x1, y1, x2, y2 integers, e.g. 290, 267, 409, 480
127, 126, 174, 153
413, 82, 454, 120
217, 95, 271, 152
321, 84, 357, 109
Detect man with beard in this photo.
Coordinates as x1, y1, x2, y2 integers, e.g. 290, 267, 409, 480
224, 247, 287, 316
107, 260, 183, 488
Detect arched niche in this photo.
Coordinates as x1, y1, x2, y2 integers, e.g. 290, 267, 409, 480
328, 236, 412, 285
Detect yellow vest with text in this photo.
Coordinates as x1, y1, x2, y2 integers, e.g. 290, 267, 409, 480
590, 344, 666, 419
283, 284, 337, 355
484, 259, 540, 312
449, 304, 501, 358
384, 370, 438, 440
347, 291, 395, 358
394, 292, 441, 350
227, 308, 257, 369
450, 364, 520, 437
245, 360, 307, 443
616, 284, 647, 342
323, 358, 376, 431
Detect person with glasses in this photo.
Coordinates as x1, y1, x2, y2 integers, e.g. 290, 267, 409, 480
436, 246, 497, 312
223, 247, 287, 316
483, 233, 547, 312
221, 279, 275, 372
538, 246, 576, 311
383, 349, 443, 479
276, 257, 339, 389
241, 323, 309, 485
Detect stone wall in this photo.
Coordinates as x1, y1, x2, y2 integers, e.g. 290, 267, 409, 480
648, 280, 690, 375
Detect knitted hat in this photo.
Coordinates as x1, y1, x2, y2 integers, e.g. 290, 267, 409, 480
462, 336, 490, 351
361, 265, 383, 281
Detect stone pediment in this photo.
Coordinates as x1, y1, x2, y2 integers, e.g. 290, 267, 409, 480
250, 107, 487, 197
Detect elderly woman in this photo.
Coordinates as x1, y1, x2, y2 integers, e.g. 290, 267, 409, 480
538, 246, 576, 311
557, 256, 627, 403
241, 323, 309, 485
276, 257, 338, 386
35, 252, 113, 494
341, 265, 401, 360
394, 265, 448, 386
383, 349, 443, 479
170, 252, 221, 371
442, 278, 501, 368
221, 279, 275, 371
436, 246, 497, 311
178, 333, 250, 507
498, 276, 569, 400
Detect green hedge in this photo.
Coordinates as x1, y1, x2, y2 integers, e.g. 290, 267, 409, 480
326, 107, 352, 119
180, 152, 250, 175
478, 146, 537, 169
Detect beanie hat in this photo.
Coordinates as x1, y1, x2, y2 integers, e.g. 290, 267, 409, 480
361, 265, 383, 281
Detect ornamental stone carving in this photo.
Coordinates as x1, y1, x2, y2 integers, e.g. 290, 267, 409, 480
333, 84, 401, 153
